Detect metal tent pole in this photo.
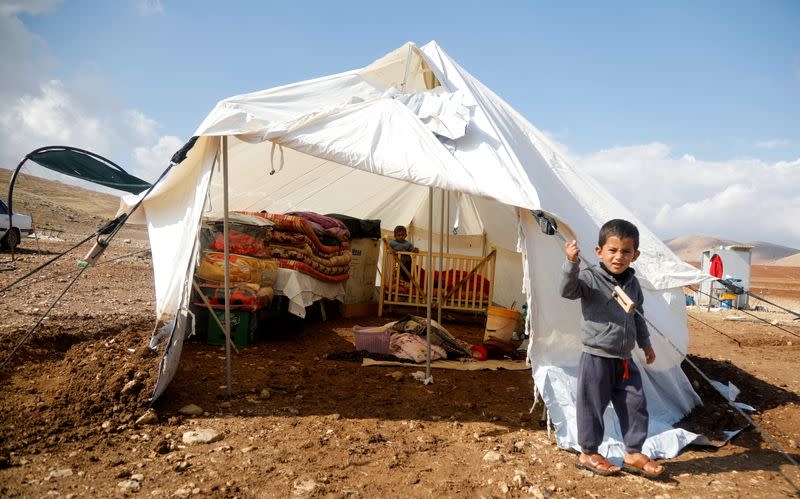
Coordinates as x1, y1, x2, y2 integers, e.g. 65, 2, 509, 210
222, 136, 233, 398
437, 188, 445, 325
425, 186, 434, 382
446, 192, 450, 253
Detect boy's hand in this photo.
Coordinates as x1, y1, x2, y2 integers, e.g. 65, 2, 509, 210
565, 240, 580, 262
412, 247, 419, 253
643, 346, 656, 364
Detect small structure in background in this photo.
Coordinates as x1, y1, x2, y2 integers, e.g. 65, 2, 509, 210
696, 245, 752, 309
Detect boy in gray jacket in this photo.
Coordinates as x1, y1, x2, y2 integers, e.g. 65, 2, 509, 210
560, 219, 664, 478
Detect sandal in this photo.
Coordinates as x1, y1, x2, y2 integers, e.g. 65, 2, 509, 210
622, 452, 664, 478
575, 453, 621, 476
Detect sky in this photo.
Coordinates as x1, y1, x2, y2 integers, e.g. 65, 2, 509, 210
1, 0, 799, 248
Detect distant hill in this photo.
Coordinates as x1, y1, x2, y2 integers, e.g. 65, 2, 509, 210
772, 253, 800, 267
665, 234, 800, 265
0, 167, 123, 233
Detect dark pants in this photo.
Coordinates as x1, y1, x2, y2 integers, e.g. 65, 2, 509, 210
576, 352, 649, 454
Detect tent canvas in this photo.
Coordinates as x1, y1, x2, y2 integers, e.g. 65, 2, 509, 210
122, 41, 710, 461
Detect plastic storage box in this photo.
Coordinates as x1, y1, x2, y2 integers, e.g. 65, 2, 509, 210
207, 310, 257, 347
352, 324, 392, 354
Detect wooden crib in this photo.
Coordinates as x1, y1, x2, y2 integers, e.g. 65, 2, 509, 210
378, 238, 496, 316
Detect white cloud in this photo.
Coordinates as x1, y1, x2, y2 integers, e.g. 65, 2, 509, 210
561, 141, 800, 249
137, 0, 164, 15
755, 138, 790, 149
0, 7, 184, 192
0, 0, 59, 17
125, 109, 159, 141
134, 135, 185, 181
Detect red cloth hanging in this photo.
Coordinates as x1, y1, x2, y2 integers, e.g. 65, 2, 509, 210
709, 254, 723, 278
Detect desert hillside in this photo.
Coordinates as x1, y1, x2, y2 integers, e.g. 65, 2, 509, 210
665, 234, 800, 265
0, 167, 126, 235
772, 252, 800, 267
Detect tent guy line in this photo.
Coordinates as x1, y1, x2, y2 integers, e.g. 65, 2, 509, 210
690, 285, 800, 341
1, 150, 179, 372
685, 314, 742, 347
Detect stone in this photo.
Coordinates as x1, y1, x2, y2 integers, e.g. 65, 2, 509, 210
292, 479, 320, 496
182, 429, 222, 445
178, 404, 203, 416
258, 388, 271, 400
121, 380, 140, 395
483, 450, 504, 464
387, 371, 404, 381
136, 410, 158, 425
46, 468, 73, 480
512, 470, 528, 487
118, 479, 141, 491
525, 485, 545, 499
172, 486, 192, 498
154, 439, 172, 454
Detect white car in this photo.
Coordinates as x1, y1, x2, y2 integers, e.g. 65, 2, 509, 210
0, 198, 33, 251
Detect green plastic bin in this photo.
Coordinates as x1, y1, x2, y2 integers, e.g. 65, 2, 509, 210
207, 310, 257, 347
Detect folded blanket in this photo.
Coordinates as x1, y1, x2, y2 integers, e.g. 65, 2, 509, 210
287, 211, 351, 242
389, 333, 447, 363
276, 258, 349, 283
269, 244, 352, 267
209, 231, 270, 258
194, 281, 273, 312
237, 212, 350, 254
197, 251, 278, 285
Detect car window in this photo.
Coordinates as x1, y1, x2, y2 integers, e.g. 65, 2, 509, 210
0, 199, 8, 215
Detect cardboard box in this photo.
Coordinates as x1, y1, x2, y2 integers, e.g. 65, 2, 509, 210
207, 310, 257, 347
344, 238, 379, 304
339, 302, 378, 318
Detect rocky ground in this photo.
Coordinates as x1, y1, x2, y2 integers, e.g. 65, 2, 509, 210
0, 174, 799, 498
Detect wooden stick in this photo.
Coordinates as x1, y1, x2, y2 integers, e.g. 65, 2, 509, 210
442, 249, 496, 302
612, 285, 636, 314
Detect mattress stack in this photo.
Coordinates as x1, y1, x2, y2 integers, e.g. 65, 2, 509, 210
240, 211, 352, 283
194, 213, 278, 312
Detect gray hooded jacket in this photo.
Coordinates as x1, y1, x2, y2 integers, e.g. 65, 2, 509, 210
559, 258, 651, 359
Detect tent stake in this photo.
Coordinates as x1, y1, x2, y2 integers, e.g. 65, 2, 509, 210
222, 136, 233, 398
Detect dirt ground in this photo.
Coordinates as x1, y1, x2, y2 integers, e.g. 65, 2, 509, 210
1, 199, 800, 497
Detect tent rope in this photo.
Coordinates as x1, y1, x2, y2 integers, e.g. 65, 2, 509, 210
716, 279, 800, 320
530, 210, 800, 488
0, 231, 98, 293
0, 161, 175, 371
0, 265, 88, 372
690, 286, 800, 341
685, 313, 742, 347
2, 248, 151, 292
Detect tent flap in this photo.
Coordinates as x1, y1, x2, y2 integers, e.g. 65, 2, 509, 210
27, 146, 152, 194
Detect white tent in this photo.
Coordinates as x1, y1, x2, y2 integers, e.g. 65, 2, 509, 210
123, 41, 710, 461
